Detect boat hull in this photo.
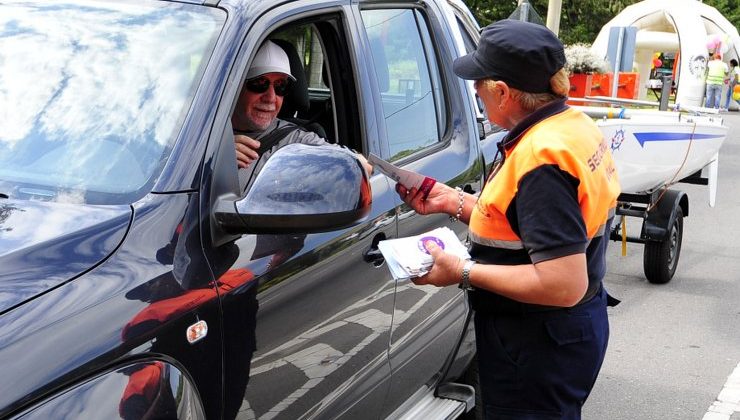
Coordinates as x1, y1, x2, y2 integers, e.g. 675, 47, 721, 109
596, 114, 726, 193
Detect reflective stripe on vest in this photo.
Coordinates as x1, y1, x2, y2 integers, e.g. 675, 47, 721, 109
469, 108, 621, 249
469, 230, 524, 249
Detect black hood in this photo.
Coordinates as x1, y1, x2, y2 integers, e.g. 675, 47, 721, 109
0, 199, 131, 314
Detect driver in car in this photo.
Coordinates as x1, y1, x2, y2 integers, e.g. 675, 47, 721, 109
232, 39, 371, 184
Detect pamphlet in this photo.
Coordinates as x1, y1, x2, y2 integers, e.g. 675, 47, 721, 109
368, 153, 436, 200
378, 227, 470, 280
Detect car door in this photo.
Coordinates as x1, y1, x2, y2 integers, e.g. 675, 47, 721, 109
200, 2, 399, 419
354, 1, 483, 416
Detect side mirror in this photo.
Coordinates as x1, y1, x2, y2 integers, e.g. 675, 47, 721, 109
215, 143, 372, 234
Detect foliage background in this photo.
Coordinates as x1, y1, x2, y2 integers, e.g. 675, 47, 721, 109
462, 0, 740, 45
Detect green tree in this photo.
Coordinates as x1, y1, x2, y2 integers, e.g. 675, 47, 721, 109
558, 0, 639, 45
463, 0, 517, 27
463, 0, 640, 43
461, 0, 740, 45
704, 0, 740, 29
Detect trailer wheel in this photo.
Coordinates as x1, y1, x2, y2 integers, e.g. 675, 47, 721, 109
643, 206, 683, 284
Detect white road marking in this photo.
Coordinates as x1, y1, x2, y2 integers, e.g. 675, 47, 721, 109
288, 343, 343, 379
392, 283, 437, 325
346, 308, 391, 331
243, 286, 444, 419
236, 399, 256, 420
252, 284, 394, 363
703, 362, 740, 420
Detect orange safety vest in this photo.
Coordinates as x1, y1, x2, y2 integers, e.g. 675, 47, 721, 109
470, 107, 620, 259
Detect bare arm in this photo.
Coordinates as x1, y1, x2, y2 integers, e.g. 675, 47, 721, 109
415, 242, 588, 307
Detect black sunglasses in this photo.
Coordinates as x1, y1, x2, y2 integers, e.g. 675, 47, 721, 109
245, 76, 292, 97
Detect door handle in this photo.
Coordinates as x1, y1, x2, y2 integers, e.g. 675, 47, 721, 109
363, 234, 386, 267
363, 247, 385, 267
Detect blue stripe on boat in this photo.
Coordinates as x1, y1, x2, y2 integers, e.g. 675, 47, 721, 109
634, 132, 724, 147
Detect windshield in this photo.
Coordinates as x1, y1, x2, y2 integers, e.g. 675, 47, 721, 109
0, 0, 224, 204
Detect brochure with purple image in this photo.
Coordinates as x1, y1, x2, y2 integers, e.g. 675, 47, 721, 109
378, 227, 470, 280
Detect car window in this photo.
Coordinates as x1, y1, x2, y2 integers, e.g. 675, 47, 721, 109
290, 26, 329, 91
272, 25, 334, 138
361, 9, 448, 161
451, 14, 491, 117
0, 0, 223, 204
233, 17, 367, 190
456, 16, 477, 54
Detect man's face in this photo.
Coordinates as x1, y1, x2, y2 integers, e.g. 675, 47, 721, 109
232, 72, 289, 131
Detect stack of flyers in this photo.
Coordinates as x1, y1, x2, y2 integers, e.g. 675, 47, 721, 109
378, 227, 471, 280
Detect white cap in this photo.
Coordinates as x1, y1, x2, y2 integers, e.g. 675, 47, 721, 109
246, 40, 295, 81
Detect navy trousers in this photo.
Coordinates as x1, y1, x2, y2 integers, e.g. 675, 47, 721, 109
474, 286, 610, 419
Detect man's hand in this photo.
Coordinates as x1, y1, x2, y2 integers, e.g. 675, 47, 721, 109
235, 134, 261, 169
356, 154, 373, 176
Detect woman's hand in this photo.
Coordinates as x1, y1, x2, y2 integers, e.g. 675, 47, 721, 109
396, 181, 456, 216
412, 241, 463, 287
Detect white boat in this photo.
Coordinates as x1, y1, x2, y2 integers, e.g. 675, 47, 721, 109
573, 101, 727, 206
572, 0, 737, 284
573, 98, 727, 285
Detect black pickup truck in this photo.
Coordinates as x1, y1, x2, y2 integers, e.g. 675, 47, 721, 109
0, 0, 502, 418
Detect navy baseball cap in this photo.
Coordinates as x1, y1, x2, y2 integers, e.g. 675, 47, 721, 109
453, 19, 565, 94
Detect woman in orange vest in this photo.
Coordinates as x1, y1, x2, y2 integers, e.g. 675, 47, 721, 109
396, 19, 621, 419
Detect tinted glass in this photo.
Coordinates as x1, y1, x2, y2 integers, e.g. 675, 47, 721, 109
456, 16, 477, 54
278, 25, 328, 91
0, 0, 224, 204
361, 9, 447, 161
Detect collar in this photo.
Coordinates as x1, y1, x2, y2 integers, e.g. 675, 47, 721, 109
499, 98, 569, 152
234, 118, 282, 140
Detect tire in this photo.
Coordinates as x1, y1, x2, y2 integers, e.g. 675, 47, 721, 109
460, 355, 483, 420
643, 206, 683, 284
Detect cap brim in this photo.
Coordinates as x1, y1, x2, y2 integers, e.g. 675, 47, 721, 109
246, 66, 296, 81
453, 52, 490, 80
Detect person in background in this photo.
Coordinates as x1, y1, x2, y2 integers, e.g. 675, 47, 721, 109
722, 58, 740, 111
705, 52, 728, 109
232, 40, 370, 182
395, 19, 621, 419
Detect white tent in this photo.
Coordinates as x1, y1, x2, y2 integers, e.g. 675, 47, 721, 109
591, 0, 740, 107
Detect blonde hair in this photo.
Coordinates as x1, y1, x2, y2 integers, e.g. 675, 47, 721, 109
479, 68, 570, 112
